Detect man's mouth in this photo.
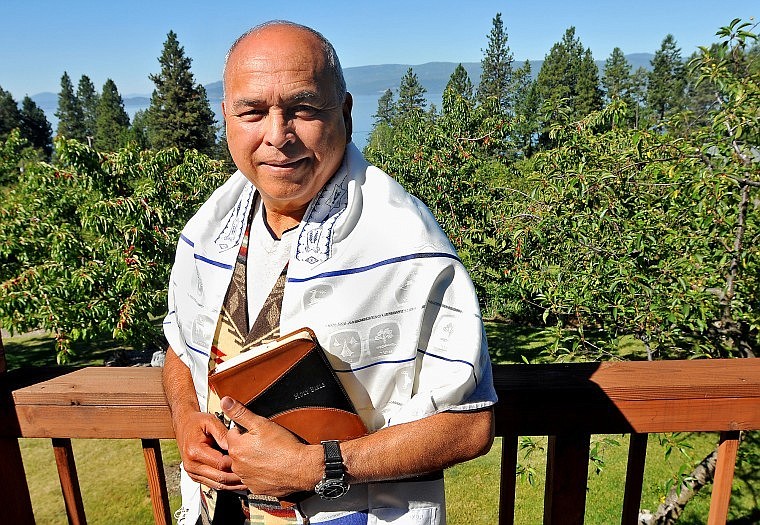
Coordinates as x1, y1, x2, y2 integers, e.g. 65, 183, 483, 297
264, 158, 307, 169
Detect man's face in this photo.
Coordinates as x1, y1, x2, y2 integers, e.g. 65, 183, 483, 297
222, 26, 352, 220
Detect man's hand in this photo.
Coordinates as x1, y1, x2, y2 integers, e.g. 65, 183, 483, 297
163, 348, 247, 492
173, 410, 247, 491
221, 396, 322, 497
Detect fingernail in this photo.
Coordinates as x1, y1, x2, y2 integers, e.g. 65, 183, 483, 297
221, 396, 234, 410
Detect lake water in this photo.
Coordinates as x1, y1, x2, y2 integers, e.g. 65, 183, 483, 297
39, 92, 443, 152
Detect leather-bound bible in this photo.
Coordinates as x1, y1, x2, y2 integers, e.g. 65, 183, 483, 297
208, 327, 367, 444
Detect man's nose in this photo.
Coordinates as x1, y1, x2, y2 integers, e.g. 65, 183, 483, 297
264, 112, 296, 148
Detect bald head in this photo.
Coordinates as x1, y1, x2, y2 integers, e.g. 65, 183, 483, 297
224, 21, 346, 103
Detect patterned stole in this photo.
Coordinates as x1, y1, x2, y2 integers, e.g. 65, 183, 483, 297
201, 209, 296, 525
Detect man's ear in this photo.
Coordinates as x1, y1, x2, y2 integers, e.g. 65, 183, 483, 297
343, 92, 353, 144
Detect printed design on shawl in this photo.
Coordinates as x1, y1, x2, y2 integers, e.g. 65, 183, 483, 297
302, 283, 334, 310
214, 184, 255, 251
296, 165, 349, 264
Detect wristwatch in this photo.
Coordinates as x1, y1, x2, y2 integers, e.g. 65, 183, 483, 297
314, 440, 350, 499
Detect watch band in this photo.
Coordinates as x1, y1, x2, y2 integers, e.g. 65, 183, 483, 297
315, 439, 350, 499
322, 440, 345, 478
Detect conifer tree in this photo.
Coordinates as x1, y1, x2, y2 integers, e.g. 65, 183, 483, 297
94, 79, 130, 151
477, 13, 514, 113
535, 27, 603, 135
444, 63, 474, 115
602, 47, 632, 102
19, 96, 53, 158
373, 88, 396, 125
629, 67, 649, 128
396, 68, 427, 118
512, 60, 540, 156
0, 86, 21, 141
77, 75, 99, 140
576, 49, 604, 117
145, 30, 216, 153
55, 72, 87, 141
126, 109, 150, 150
647, 34, 686, 123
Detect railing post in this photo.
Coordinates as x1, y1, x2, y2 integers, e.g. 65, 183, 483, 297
0, 329, 36, 524
544, 433, 591, 525
498, 433, 518, 525
142, 439, 172, 525
621, 433, 648, 525
707, 430, 740, 525
53, 437, 87, 525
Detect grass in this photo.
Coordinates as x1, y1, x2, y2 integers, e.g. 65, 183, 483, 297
6, 327, 760, 524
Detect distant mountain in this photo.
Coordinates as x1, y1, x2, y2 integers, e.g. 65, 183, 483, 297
32, 54, 654, 110
202, 54, 652, 98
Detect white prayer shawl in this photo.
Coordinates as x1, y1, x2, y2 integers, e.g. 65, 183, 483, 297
164, 143, 497, 525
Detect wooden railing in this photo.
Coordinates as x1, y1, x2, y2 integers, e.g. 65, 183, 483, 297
1, 358, 759, 524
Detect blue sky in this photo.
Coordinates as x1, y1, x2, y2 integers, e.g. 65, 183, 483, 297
1, 0, 757, 98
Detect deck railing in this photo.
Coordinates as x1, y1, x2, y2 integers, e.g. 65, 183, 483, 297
1, 358, 759, 524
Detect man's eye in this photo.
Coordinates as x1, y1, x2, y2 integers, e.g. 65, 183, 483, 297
238, 110, 266, 121
293, 105, 319, 118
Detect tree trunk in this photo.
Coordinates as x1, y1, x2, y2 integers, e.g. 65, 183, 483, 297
639, 445, 719, 525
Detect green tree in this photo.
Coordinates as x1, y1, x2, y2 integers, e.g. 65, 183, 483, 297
396, 67, 427, 118
77, 75, 99, 140
0, 87, 21, 141
602, 47, 632, 103
647, 34, 686, 124
19, 96, 53, 158
512, 60, 540, 156
0, 139, 228, 362
576, 49, 604, 119
55, 72, 87, 142
628, 66, 649, 129
535, 27, 603, 144
477, 12, 514, 113
145, 31, 217, 153
94, 79, 130, 152
373, 88, 396, 125
125, 109, 150, 150
444, 64, 474, 111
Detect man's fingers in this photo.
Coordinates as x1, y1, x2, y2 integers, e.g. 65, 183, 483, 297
220, 396, 263, 432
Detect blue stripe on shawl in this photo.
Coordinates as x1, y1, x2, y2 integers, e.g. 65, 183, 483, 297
186, 343, 209, 357
419, 349, 479, 385
286, 252, 460, 283
193, 253, 233, 270
333, 356, 417, 373
180, 234, 194, 247
310, 511, 368, 525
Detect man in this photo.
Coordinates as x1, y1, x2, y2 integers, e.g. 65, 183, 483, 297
163, 21, 496, 525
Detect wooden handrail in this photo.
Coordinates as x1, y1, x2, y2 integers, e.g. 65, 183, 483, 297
3, 358, 760, 524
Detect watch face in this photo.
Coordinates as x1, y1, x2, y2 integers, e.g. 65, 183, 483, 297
316, 478, 349, 499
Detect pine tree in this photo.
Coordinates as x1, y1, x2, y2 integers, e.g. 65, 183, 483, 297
576, 49, 604, 117
535, 27, 603, 132
602, 48, 632, 102
55, 72, 87, 142
0, 86, 21, 141
396, 68, 427, 118
512, 60, 540, 156
373, 89, 396, 125
94, 79, 130, 151
443, 63, 474, 115
145, 30, 217, 153
77, 75, 99, 140
647, 34, 686, 123
19, 96, 53, 158
628, 67, 649, 129
477, 13, 514, 113
125, 109, 150, 150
